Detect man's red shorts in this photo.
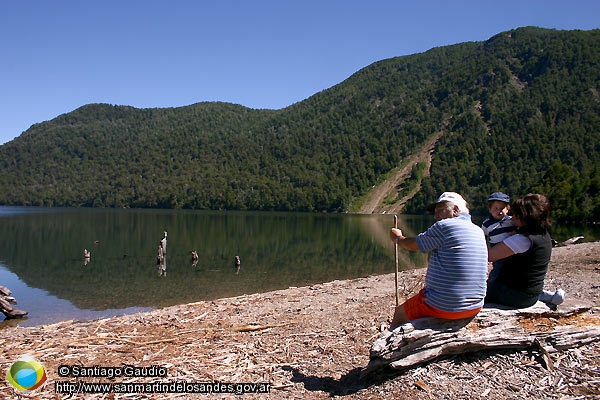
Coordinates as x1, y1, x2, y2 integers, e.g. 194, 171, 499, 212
403, 289, 482, 320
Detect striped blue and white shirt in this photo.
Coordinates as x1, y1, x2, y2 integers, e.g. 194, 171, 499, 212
416, 213, 489, 312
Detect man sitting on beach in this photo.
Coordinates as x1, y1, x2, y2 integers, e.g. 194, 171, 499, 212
388, 192, 488, 329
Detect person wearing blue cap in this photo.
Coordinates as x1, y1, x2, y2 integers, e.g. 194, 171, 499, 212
481, 192, 515, 246
481, 192, 516, 291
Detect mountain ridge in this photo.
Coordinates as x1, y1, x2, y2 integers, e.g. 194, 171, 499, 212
1, 26, 599, 220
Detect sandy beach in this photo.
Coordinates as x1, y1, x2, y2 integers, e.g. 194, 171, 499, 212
1, 241, 599, 399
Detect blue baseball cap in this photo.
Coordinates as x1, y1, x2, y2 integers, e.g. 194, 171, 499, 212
488, 192, 510, 203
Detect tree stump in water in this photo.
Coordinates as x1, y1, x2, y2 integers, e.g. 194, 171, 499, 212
0, 285, 28, 319
365, 299, 600, 375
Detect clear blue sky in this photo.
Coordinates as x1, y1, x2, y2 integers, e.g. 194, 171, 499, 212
1, 1, 599, 145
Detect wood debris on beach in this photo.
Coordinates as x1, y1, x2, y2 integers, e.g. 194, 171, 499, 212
1, 242, 599, 399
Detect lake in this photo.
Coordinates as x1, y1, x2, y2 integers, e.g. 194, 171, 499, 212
1, 207, 597, 327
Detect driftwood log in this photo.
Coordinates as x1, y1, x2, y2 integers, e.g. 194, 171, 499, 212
365, 299, 600, 375
0, 285, 28, 319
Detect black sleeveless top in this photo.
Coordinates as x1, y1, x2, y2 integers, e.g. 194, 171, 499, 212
496, 231, 552, 296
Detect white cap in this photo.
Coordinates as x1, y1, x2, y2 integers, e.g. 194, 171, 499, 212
427, 192, 468, 212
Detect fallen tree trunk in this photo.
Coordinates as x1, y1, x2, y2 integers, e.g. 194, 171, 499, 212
365, 300, 600, 375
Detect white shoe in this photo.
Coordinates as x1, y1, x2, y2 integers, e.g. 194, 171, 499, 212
550, 289, 566, 305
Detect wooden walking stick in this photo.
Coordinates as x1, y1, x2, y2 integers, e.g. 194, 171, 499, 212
394, 214, 399, 306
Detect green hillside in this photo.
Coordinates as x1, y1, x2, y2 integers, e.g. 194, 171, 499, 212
0, 27, 599, 220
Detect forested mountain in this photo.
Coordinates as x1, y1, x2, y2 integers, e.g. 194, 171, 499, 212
1, 27, 599, 220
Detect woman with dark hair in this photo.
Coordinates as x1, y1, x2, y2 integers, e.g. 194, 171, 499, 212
485, 193, 564, 308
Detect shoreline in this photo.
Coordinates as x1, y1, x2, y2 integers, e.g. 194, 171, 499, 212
1, 241, 599, 398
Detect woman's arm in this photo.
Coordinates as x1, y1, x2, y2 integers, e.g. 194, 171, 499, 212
489, 234, 532, 262
488, 241, 516, 262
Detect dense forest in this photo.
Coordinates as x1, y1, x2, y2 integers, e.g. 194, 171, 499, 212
0, 27, 599, 221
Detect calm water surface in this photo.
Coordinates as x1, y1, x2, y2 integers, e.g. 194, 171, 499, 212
0, 207, 597, 327
0, 207, 425, 327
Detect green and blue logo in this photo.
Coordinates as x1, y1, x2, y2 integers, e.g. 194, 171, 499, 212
6, 355, 47, 391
